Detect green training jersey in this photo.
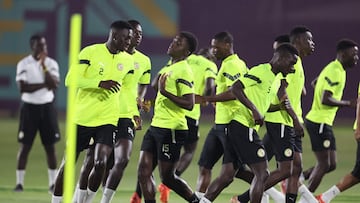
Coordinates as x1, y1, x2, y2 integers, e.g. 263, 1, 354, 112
118, 52, 135, 119
119, 49, 151, 119
265, 57, 305, 126
306, 60, 346, 126
65, 44, 132, 127
354, 82, 360, 130
215, 54, 247, 124
151, 60, 194, 130
186, 54, 217, 120
233, 63, 280, 131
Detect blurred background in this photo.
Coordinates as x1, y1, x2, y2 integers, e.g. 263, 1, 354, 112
0, 0, 359, 119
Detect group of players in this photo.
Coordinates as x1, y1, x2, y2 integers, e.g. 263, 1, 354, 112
14, 18, 359, 203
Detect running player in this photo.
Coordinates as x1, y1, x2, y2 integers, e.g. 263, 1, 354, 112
304, 39, 358, 193
51, 20, 133, 203
137, 31, 200, 203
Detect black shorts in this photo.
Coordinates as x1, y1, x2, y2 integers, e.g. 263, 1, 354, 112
305, 119, 336, 151
294, 134, 303, 153
185, 116, 199, 145
140, 126, 187, 162
76, 124, 116, 153
198, 124, 236, 169
351, 141, 360, 179
228, 120, 267, 165
263, 122, 295, 162
116, 118, 135, 141
18, 102, 60, 145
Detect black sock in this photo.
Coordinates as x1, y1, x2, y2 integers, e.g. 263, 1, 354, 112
188, 193, 200, 203
237, 190, 250, 202
135, 181, 142, 198
286, 193, 297, 203
145, 200, 156, 203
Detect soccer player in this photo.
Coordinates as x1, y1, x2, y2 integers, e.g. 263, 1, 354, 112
51, 20, 133, 203
137, 31, 199, 203
100, 19, 152, 203
303, 39, 358, 193
199, 43, 299, 203
316, 83, 360, 203
195, 31, 249, 198
157, 47, 218, 203
14, 34, 60, 193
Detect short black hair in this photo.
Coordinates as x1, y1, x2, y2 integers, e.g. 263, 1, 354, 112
30, 34, 44, 47
213, 31, 233, 44
197, 48, 216, 62
110, 20, 133, 30
274, 34, 290, 44
128, 19, 141, 28
275, 43, 299, 56
336, 39, 358, 52
179, 31, 198, 55
290, 26, 311, 42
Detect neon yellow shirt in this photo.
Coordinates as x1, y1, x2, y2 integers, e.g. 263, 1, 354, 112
265, 57, 305, 126
151, 60, 194, 130
186, 54, 217, 120
233, 63, 280, 131
306, 60, 346, 126
119, 50, 151, 119
65, 44, 132, 127
354, 82, 360, 130
215, 54, 247, 124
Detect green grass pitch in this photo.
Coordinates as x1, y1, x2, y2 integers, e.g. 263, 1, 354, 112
1, 117, 359, 202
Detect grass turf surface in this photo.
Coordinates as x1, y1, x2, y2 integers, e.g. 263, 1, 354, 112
1, 117, 359, 202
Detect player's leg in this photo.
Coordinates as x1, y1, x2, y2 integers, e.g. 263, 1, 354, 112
101, 118, 135, 203
157, 129, 199, 202
196, 125, 225, 194
78, 147, 94, 203
229, 120, 269, 203
86, 124, 115, 202
52, 124, 90, 202
15, 103, 38, 191
176, 117, 199, 176
138, 127, 157, 202
307, 127, 337, 192
39, 103, 60, 193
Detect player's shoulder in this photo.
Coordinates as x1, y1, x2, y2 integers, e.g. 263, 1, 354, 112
17, 55, 32, 65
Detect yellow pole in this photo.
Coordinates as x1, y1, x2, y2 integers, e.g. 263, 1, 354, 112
64, 13, 82, 203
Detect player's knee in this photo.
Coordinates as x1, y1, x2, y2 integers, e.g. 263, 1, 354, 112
220, 173, 234, 187
138, 167, 151, 181
114, 157, 130, 170
93, 159, 106, 172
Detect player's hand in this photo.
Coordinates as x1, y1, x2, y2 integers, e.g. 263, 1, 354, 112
45, 75, 58, 90
137, 98, 152, 113
99, 80, 121, 93
349, 99, 357, 108
252, 110, 264, 126
134, 115, 142, 130
38, 51, 47, 68
293, 120, 304, 137
279, 98, 291, 110
158, 73, 168, 94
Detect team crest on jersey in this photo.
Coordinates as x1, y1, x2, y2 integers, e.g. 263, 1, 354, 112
134, 62, 140, 70
257, 148, 266, 158
117, 63, 124, 71
284, 148, 293, 157
323, 139, 330, 148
